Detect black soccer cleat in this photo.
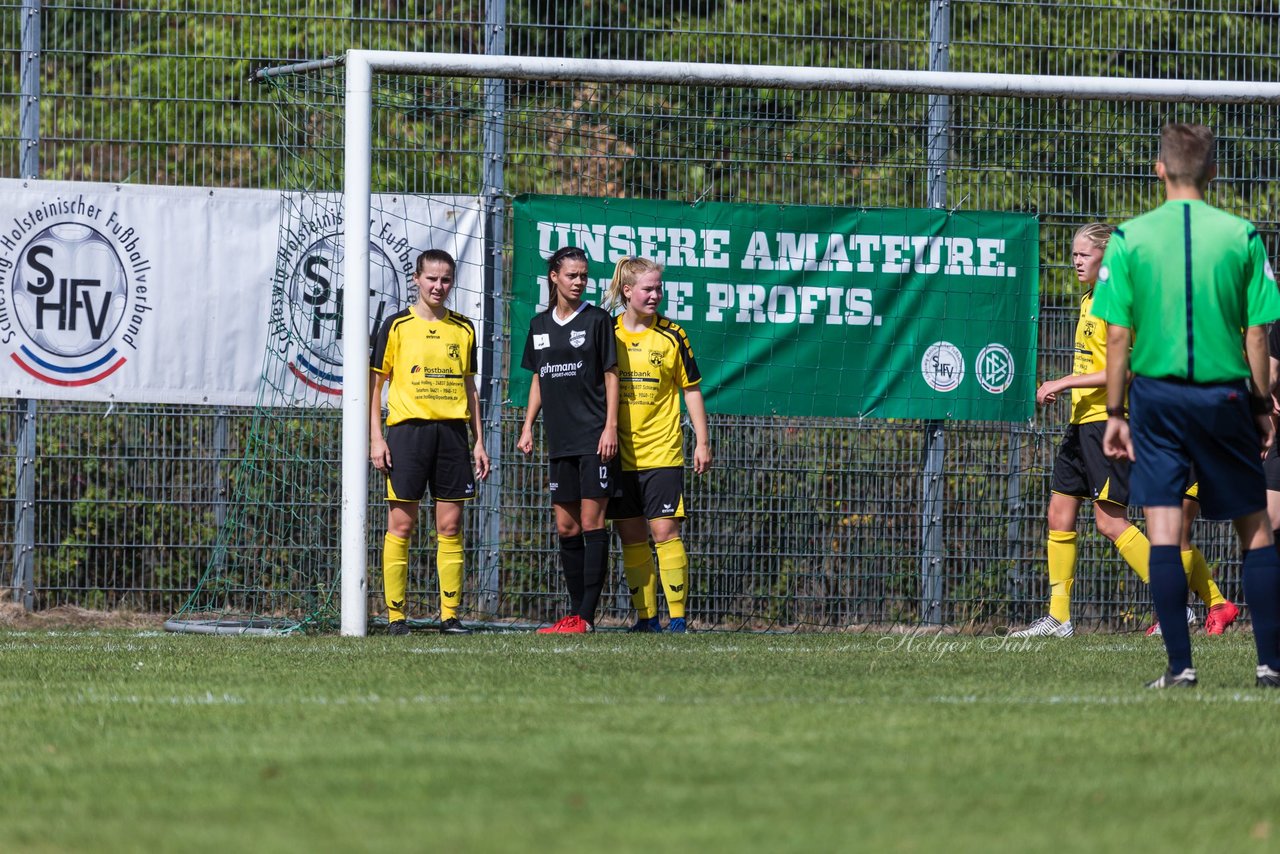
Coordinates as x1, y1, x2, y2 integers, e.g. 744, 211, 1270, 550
439, 617, 473, 635
387, 620, 410, 637
1257, 665, 1280, 688
1146, 667, 1197, 689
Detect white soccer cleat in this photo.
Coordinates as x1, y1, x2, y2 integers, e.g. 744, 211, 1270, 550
1009, 615, 1074, 638
1147, 667, 1198, 689
1145, 606, 1197, 637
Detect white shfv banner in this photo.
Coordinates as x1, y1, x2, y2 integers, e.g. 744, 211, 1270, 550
0, 179, 485, 406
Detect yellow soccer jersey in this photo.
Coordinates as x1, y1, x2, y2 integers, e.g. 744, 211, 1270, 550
1070, 291, 1108, 425
615, 315, 702, 471
370, 308, 476, 425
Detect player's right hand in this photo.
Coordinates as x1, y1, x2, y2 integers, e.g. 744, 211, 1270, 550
1035, 379, 1059, 405
1102, 417, 1134, 462
370, 438, 392, 473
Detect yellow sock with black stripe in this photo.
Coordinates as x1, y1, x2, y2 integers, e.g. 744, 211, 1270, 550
622, 542, 658, 620
383, 533, 410, 623
437, 532, 464, 620
1184, 546, 1225, 608
1114, 525, 1150, 583
1047, 530, 1077, 624
655, 537, 689, 619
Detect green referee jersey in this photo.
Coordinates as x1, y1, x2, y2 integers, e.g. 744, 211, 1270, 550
1092, 199, 1280, 383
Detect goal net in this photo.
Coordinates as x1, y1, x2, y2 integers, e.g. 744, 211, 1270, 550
168, 52, 1280, 635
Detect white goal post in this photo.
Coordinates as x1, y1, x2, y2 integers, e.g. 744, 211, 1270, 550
258, 50, 1280, 637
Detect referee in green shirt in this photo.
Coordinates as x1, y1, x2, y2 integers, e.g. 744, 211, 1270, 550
1094, 123, 1280, 689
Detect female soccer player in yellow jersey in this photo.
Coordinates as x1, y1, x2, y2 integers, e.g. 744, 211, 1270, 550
604, 257, 712, 633
518, 246, 620, 634
370, 249, 490, 636
1011, 225, 1235, 638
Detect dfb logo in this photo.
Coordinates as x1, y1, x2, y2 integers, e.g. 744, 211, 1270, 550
2, 219, 153, 388
975, 343, 1015, 395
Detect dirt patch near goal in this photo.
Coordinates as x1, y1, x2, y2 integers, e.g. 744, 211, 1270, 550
0, 603, 166, 630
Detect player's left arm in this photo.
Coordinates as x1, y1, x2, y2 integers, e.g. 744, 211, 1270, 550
683, 384, 712, 474
598, 368, 619, 462
464, 374, 491, 480
1102, 323, 1134, 462
1245, 324, 1275, 455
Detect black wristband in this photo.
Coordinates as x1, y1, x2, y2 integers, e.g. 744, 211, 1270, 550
1250, 394, 1271, 415
1106, 407, 1126, 418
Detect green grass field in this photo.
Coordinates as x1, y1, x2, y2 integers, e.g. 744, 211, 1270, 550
2, 629, 1278, 853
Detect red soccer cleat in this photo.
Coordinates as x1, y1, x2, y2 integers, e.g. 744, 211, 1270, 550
537, 615, 574, 634
1204, 600, 1240, 636
536, 615, 593, 634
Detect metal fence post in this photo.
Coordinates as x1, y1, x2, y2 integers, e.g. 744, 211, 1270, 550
919, 0, 950, 625
476, 0, 507, 616
12, 0, 42, 610
21, 0, 41, 180
213, 409, 229, 579
11, 405, 36, 610
1005, 426, 1025, 545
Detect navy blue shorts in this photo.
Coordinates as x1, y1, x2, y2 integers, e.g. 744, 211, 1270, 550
1128, 375, 1266, 520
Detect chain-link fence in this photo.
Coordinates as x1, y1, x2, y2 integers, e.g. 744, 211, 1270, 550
3, 2, 1279, 630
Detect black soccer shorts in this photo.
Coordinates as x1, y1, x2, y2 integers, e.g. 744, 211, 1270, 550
383, 419, 476, 503
548, 453, 620, 504
607, 467, 685, 521
1050, 421, 1131, 506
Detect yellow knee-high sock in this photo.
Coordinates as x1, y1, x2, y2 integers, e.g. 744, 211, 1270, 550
654, 537, 689, 619
1047, 530, 1078, 623
437, 532, 464, 620
1114, 525, 1151, 584
383, 533, 410, 623
622, 542, 658, 620
1184, 546, 1225, 608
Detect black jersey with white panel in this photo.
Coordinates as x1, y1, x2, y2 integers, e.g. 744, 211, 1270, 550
521, 302, 617, 458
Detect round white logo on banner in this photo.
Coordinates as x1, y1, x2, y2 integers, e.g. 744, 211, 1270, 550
1, 212, 153, 390
976, 343, 1015, 394
921, 341, 964, 393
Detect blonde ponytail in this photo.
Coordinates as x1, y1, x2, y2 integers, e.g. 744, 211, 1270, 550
1072, 223, 1114, 251
605, 256, 663, 311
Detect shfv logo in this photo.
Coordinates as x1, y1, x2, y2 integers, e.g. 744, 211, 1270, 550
921, 341, 964, 393
1, 210, 153, 387
274, 228, 409, 395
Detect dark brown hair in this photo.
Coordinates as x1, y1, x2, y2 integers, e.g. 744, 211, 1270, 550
415, 248, 456, 275
1159, 123, 1215, 188
545, 246, 588, 311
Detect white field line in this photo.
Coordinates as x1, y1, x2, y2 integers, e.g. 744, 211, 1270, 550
1, 688, 1275, 708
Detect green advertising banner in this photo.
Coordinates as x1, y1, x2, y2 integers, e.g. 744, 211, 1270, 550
509, 195, 1039, 422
